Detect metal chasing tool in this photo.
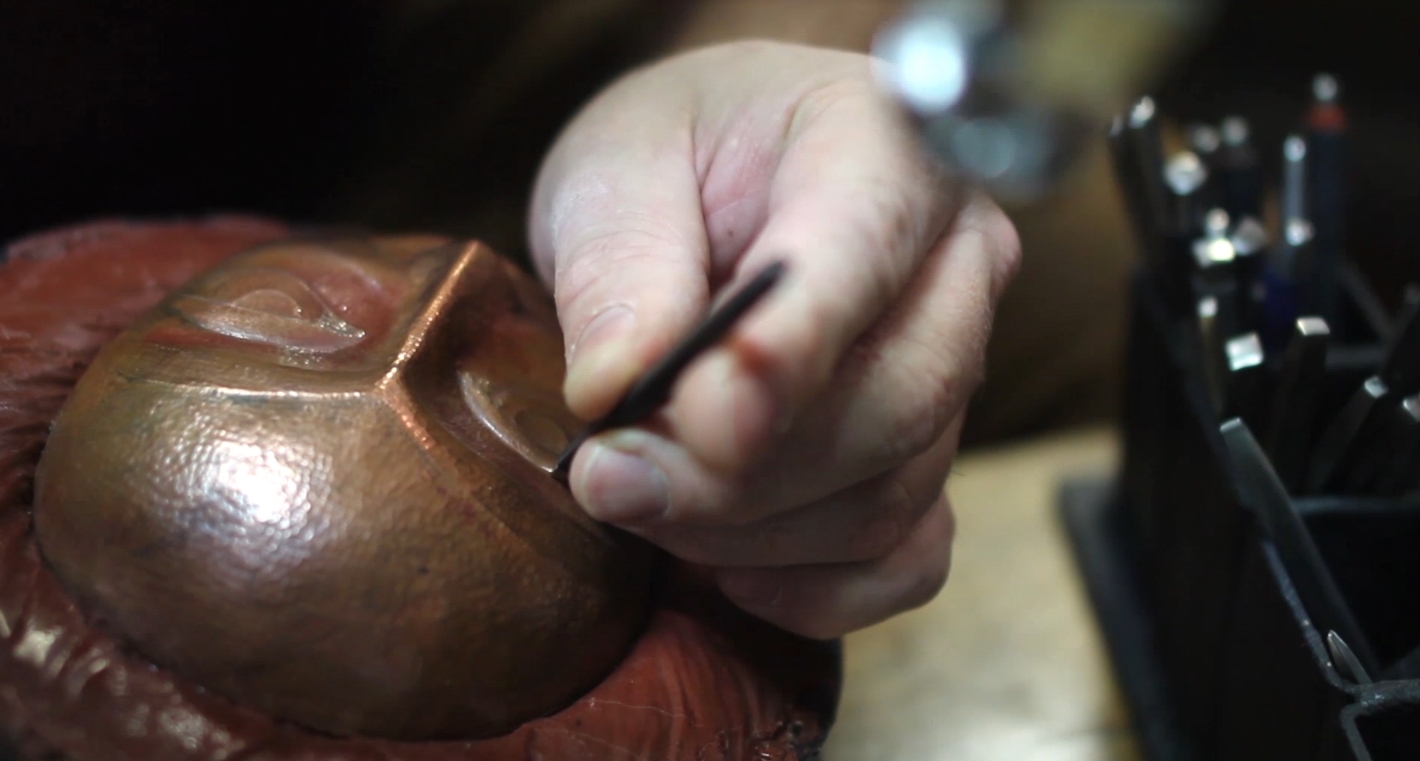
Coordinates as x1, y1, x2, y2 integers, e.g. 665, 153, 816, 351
1221, 418, 1379, 678
552, 261, 789, 482
873, 0, 1212, 199
1265, 317, 1330, 492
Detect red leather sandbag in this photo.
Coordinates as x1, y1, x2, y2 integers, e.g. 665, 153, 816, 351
0, 218, 839, 761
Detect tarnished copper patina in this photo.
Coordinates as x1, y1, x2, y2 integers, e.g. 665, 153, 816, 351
30, 235, 654, 740
0, 219, 840, 761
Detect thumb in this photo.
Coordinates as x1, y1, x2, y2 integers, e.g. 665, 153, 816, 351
528, 84, 710, 420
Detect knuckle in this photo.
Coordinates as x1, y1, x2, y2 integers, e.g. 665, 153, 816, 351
876, 348, 970, 464
903, 559, 951, 612
899, 498, 956, 611
857, 189, 920, 293
849, 480, 917, 560
903, 380, 956, 461
790, 74, 875, 134
902, 552, 952, 612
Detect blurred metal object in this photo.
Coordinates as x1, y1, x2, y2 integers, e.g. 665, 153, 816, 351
874, 0, 1213, 199
1313, 73, 1340, 105
552, 260, 787, 481
1188, 123, 1221, 158
1266, 317, 1330, 492
1225, 331, 1265, 425
1305, 72, 1347, 323
1203, 207, 1230, 239
1308, 375, 1390, 494
1164, 150, 1207, 236
1230, 216, 1269, 258
1230, 216, 1268, 330
1375, 393, 1420, 495
1217, 115, 1263, 219
1276, 217, 1314, 282
1197, 295, 1225, 412
1282, 134, 1308, 226
1327, 630, 1374, 686
1125, 98, 1170, 240
1221, 418, 1379, 678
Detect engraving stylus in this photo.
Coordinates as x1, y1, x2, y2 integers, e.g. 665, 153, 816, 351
552, 260, 788, 483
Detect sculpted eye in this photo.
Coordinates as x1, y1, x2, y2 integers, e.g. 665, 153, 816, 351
460, 374, 582, 471
229, 288, 311, 319
170, 268, 366, 353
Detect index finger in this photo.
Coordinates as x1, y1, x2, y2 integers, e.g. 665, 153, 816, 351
668, 72, 962, 472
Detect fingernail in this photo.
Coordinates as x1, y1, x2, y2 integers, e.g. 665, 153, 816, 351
564, 306, 637, 411
568, 304, 635, 367
718, 569, 783, 607
577, 439, 669, 523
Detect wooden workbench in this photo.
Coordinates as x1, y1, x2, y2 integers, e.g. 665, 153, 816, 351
823, 426, 1138, 761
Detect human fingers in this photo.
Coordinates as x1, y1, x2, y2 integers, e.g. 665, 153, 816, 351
627, 412, 961, 568
527, 68, 711, 421
661, 62, 962, 472
573, 193, 1018, 527
715, 493, 957, 639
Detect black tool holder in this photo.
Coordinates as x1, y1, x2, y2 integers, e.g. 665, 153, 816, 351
1062, 256, 1420, 761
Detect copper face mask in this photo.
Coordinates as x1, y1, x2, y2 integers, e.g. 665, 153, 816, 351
31, 236, 654, 741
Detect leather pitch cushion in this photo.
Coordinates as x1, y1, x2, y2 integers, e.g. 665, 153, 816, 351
30, 233, 658, 742
0, 219, 840, 761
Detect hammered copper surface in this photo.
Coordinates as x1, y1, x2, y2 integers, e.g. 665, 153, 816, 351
29, 235, 655, 740
0, 219, 838, 760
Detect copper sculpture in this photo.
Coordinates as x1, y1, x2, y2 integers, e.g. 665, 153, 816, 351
0, 219, 839, 761
31, 234, 654, 740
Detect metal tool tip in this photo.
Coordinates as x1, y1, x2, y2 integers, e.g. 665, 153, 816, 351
1404, 395, 1420, 421
1193, 237, 1236, 268
1283, 135, 1307, 162
1326, 630, 1372, 684
1226, 333, 1265, 371
1188, 124, 1221, 154
1220, 417, 1246, 435
1296, 316, 1331, 336
549, 257, 789, 489
551, 431, 586, 483
760, 259, 789, 282
1284, 218, 1314, 246
1230, 217, 1270, 256
1164, 151, 1206, 194
1128, 96, 1156, 127
1108, 114, 1126, 137
1204, 208, 1231, 236
1313, 73, 1340, 103
1220, 116, 1249, 146
1198, 295, 1219, 319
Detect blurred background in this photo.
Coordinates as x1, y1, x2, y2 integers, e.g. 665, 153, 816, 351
3, 2, 1419, 758
3, 0, 1419, 447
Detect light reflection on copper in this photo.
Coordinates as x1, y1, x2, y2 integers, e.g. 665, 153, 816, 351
31, 236, 652, 741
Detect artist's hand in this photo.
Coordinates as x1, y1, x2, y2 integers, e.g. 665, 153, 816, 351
530, 41, 1019, 639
